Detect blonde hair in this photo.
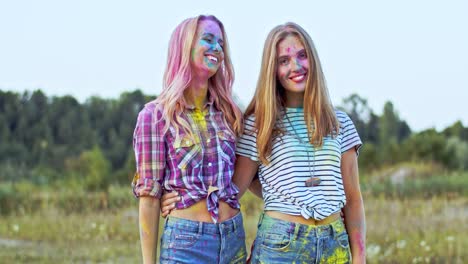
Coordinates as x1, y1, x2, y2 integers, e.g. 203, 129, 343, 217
155, 15, 242, 137
245, 22, 339, 165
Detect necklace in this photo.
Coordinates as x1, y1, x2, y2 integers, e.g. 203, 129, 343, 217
284, 110, 321, 187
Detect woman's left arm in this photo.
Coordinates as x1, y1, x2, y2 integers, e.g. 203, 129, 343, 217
341, 148, 366, 263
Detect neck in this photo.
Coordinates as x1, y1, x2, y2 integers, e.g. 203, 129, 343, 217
186, 77, 209, 109
285, 91, 304, 108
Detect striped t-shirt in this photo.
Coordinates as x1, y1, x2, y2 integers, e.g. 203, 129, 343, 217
236, 108, 362, 220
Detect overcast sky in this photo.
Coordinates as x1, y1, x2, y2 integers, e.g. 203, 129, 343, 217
1, 0, 466, 131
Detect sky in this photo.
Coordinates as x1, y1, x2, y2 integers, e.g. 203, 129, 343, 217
0, 0, 466, 132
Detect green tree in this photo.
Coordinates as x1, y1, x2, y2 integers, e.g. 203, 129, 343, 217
378, 102, 400, 164
358, 142, 379, 170
443, 121, 468, 142
107, 90, 147, 171
66, 146, 111, 191
0, 91, 28, 165
445, 137, 468, 170
85, 96, 113, 149
340, 94, 372, 142
402, 129, 447, 165
48, 95, 94, 169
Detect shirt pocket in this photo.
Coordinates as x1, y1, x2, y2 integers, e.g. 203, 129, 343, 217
216, 130, 236, 165
173, 134, 202, 175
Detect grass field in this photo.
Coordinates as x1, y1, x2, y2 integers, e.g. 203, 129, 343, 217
0, 169, 467, 263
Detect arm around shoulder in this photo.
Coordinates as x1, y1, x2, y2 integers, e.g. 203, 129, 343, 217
232, 155, 258, 198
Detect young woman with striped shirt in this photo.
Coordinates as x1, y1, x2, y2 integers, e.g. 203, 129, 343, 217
131, 15, 246, 264
233, 22, 367, 263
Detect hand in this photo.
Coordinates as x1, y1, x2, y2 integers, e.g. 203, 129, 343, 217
160, 192, 180, 218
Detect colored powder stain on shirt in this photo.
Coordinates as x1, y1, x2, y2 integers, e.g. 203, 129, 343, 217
192, 109, 208, 131
133, 102, 240, 222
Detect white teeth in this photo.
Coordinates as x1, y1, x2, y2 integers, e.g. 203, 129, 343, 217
206, 55, 218, 63
291, 74, 305, 81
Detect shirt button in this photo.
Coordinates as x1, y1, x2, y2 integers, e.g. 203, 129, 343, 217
208, 162, 212, 167
207, 139, 211, 143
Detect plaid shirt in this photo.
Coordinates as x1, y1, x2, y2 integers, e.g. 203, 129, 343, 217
132, 100, 240, 222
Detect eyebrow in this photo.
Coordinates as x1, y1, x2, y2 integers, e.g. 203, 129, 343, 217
278, 48, 306, 57
202, 33, 223, 43
297, 49, 306, 54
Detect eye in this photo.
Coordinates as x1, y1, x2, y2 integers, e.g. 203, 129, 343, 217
218, 41, 224, 50
278, 57, 289, 65
203, 37, 213, 43
298, 51, 307, 59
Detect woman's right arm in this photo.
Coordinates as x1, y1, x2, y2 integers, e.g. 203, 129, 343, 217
139, 197, 161, 264
132, 105, 166, 263
248, 176, 262, 198
232, 155, 258, 198
232, 116, 260, 198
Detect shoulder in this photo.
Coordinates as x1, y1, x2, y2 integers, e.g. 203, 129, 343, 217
238, 114, 257, 138
334, 109, 352, 128
334, 109, 350, 121
243, 114, 257, 130
137, 100, 164, 125
244, 114, 256, 123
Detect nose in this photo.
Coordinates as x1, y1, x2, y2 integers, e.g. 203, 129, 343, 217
291, 58, 302, 71
212, 42, 222, 53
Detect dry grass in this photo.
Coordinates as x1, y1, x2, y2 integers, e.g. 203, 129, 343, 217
0, 195, 466, 263
0, 167, 466, 263
364, 197, 466, 263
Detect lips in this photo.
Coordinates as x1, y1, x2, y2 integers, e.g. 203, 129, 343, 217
205, 54, 219, 63
289, 73, 307, 83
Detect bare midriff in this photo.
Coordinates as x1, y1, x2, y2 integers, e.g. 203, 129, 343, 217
169, 199, 239, 223
265, 211, 340, 226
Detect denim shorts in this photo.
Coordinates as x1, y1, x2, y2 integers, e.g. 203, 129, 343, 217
249, 213, 351, 264
160, 212, 246, 264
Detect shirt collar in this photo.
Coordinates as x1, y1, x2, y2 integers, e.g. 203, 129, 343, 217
185, 94, 214, 110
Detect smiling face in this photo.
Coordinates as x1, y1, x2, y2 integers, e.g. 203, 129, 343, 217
276, 35, 309, 96
191, 19, 224, 79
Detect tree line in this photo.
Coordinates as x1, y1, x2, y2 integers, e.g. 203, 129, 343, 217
0, 89, 467, 189
339, 94, 468, 171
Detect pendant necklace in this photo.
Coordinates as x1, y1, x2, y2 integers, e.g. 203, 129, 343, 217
285, 110, 321, 187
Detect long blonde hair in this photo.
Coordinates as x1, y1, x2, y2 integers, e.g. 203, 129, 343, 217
155, 15, 242, 137
245, 22, 339, 165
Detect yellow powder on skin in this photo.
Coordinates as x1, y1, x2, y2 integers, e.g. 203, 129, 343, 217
140, 220, 150, 238
192, 108, 207, 131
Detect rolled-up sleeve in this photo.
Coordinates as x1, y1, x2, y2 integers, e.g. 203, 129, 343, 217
132, 105, 165, 198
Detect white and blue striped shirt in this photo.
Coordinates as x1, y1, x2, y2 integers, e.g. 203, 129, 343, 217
236, 108, 362, 220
